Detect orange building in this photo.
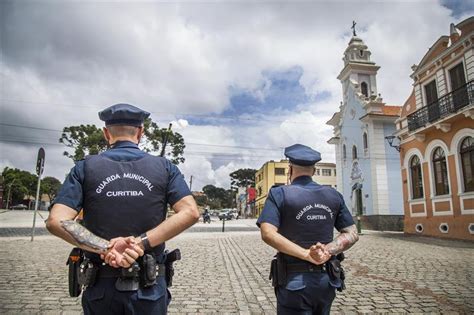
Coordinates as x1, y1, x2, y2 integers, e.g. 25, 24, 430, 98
395, 17, 474, 240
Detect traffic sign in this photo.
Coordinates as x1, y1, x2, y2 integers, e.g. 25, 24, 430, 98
36, 148, 45, 176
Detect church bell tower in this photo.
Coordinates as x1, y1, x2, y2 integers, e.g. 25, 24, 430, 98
338, 32, 381, 102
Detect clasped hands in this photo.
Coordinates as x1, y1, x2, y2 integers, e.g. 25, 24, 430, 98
100, 236, 144, 268
306, 242, 331, 265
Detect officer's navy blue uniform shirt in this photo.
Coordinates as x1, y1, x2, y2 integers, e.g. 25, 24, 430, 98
53, 141, 191, 211
257, 175, 354, 244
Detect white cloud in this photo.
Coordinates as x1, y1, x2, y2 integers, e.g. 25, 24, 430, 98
1, 1, 472, 191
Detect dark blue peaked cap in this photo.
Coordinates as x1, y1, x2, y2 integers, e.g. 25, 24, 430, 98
284, 144, 321, 166
99, 103, 150, 126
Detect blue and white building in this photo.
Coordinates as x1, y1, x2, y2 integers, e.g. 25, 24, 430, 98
327, 35, 404, 230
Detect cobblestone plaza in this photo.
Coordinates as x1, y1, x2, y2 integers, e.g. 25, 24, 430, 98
0, 229, 473, 314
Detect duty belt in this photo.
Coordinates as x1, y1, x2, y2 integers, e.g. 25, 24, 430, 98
286, 262, 326, 273
97, 263, 166, 278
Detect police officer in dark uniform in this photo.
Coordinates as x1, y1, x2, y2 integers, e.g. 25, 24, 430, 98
46, 103, 200, 314
257, 144, 359, 314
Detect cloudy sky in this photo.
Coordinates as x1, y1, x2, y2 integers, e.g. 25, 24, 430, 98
0, 0, 473, 190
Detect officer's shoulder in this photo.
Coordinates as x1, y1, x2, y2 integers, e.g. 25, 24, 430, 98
270, 184, 286, 190
318, 184, 340, 195
269, 184, 286, 194
150, 155, 175, 172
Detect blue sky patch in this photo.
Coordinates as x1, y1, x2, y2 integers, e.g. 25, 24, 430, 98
441, 0, 474, 18
184, 65, 329, 126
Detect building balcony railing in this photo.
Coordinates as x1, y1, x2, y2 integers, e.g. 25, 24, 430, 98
407, 80, 474, 132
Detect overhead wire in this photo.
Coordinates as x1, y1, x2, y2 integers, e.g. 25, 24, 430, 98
0, 122, 284, 152
0, 98, 319, 125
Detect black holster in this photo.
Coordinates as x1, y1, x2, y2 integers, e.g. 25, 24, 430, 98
66, 247, 84, 297
326, 253, 346, 292
141, 254, 157, 288
164, 249, 181, 287
269, 253, 287, 288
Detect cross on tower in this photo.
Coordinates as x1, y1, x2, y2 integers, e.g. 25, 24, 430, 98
351, 20, 357, 37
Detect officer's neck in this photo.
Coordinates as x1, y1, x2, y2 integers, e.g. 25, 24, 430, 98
108, 136, 139, 146
290, 174, 313, 183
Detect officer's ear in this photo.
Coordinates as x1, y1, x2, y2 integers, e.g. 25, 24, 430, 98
102, 127, 112, 143
136, 126, 144, 143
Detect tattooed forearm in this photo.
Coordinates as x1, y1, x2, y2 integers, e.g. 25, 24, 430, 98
61, 220, 109, 252
326, 224, 359, 256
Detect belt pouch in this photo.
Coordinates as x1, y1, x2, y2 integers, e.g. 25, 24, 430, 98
78, 258, 98, 287
115, 262, 140, 291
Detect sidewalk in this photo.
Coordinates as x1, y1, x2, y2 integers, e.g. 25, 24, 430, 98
0, 210, 259, 237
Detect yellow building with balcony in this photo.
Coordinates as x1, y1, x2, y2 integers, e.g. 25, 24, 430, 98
313, 162, 337, 189
255, 160, 289, 216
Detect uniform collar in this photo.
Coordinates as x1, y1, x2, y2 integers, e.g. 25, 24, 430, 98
291, 175, 313, 185
111, 140, 140, 149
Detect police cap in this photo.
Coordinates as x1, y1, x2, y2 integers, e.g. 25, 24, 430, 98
98, 103, 150, 127
284, 144, 321, 166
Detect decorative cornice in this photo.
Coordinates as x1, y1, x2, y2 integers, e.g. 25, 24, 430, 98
411, 30, 473, 80
435, 123, 451, 133
337, 63, 380, 81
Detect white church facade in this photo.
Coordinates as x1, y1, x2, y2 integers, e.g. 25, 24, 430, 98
327, 35, 404, 230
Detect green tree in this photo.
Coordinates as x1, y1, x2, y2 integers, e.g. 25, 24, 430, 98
60, 124, 107, 161
229, 168, 257, 190
141, 120, 185, 164
2, 167, 38, 206
41, 176, 62, 203
202, 185, 235, 209
59, 118, 185, 163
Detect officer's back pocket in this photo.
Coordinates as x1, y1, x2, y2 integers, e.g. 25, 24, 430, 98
83, 286, 105, 301
285, 274, 306, 291
137, 282, 166, 301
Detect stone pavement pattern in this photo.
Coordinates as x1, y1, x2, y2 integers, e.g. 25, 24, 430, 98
0, 231, 473, 314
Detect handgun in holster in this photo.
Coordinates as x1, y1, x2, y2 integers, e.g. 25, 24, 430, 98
326, 252, 346, 292
66, 247, 84, 297
164, 249, 181, 287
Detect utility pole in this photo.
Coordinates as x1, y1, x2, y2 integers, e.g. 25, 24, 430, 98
189, 175, 193, 191
5, 178, 16, 210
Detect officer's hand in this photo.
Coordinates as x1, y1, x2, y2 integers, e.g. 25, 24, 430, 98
102, 237, 144, 268
308, 243, 331, 265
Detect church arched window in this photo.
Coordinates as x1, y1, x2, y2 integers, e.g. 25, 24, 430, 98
343, 145, 347, 160
361, 82, 368, 97
352, 145, 358, 160
363, 133, 368, 150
